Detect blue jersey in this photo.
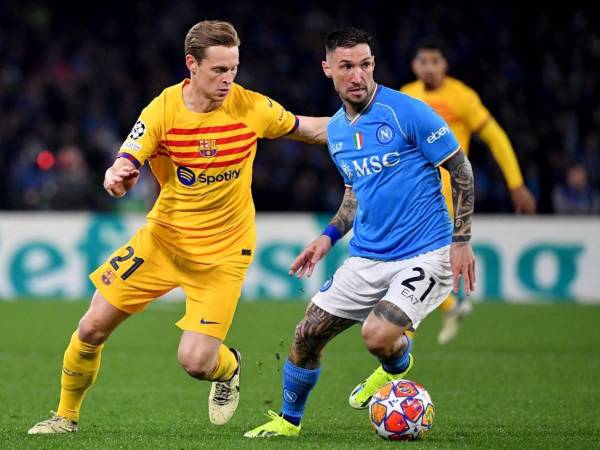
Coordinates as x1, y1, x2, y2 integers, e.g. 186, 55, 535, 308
327, 85, 460, 261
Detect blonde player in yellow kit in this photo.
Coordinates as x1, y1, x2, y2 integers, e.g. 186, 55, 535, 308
28, 20, 328, 434
401, 39, 536, 344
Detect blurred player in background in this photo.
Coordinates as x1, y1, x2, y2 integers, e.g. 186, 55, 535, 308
402, 39, 536, 344
28, 20, 328, 434
245, 27, 475, 438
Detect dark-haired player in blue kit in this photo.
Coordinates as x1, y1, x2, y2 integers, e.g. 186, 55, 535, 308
245, 27, 476, 438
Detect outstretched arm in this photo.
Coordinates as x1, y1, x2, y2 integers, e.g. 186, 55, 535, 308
441, 150, 476, 294
478, 118, 536, 213
286, 116, 329, 145
289, 186, 357, 278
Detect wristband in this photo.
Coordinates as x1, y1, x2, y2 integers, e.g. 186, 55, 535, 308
322, 225, 342, 246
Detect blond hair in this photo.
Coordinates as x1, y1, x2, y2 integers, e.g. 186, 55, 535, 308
185, 20, 240, 61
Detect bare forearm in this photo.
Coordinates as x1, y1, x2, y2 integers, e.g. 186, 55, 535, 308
287, 116, 329, 145
104, 156, 139, 197
329, 187, 357, 236
442, 150, 474, 242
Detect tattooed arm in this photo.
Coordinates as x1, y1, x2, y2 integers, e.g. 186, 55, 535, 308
441, 149, 477, 294
329, 186, 358, 237
289, 186, 357, 278
442, 150, 474, 242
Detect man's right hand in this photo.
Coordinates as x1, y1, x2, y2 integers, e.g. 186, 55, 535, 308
289, 235, 332, 279
510, 185, 536, 214
103, 158, 139, 197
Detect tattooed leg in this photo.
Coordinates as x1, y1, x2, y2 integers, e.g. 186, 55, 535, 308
362, 300, 412, 360
290, 302, 356, 369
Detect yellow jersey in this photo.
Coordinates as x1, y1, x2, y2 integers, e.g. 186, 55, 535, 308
117, 80, 297, 262
402, 76, 525, 201
401, 76, 489, 154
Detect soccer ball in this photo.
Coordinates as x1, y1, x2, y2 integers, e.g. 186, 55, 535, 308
369, 379, 434, 441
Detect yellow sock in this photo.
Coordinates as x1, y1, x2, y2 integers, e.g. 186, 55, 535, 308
208, 345, 238, 382
440, 295, 456, 313
57, 331, 104, 421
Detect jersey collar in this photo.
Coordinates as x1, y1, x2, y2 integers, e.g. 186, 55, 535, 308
345, 84, 381, 126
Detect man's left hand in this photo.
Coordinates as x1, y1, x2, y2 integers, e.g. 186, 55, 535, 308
450, 242, 476, 295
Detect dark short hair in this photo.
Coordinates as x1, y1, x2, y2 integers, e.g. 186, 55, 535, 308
325, 27, 373, 54
413, 37, 448, 60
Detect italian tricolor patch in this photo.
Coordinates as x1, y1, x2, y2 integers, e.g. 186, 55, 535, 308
354, 132, 364, 150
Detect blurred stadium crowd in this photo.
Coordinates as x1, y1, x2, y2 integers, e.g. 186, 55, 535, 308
1, 2, 599, 214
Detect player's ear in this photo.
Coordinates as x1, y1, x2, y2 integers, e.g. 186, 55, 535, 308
322, 60, 332, 79
441, 57, 448, 74
185, 54, 197, 74
411, 58, 418, 75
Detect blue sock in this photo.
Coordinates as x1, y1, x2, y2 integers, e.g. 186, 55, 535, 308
379, 335, 412, 374
280, 359, 320, 425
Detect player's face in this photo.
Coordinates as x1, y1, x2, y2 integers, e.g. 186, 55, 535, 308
412, 49, 447, 89
189, 46, 239, 101
323, 44, 376, 111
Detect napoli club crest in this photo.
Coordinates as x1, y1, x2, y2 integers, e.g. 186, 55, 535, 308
198, 139, 218, 158
376, 124, 394, 144
320, 276, 334, 292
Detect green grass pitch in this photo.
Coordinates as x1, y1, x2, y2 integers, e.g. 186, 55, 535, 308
1, 300, 599, 449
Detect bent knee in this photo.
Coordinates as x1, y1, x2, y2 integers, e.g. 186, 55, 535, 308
362, 334, 389, 357
361, 326, 397, 358
178, 351, 217, 380
77, 318, 110, 345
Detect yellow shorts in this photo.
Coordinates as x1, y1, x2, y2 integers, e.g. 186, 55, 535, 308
89, 226, 253, 341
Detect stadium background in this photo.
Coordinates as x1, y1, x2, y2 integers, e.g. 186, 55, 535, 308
1, 2, 599, 448
0, 1, 598, 302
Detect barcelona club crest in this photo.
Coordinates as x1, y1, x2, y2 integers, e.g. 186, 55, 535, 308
198, 139, 218, 158
101, 269, 116, 286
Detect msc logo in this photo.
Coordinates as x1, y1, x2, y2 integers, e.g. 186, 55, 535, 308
177, 167, 196, 186
427, 125, 450, 144
376, 125, 394, 144
349, 152, 401, 178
